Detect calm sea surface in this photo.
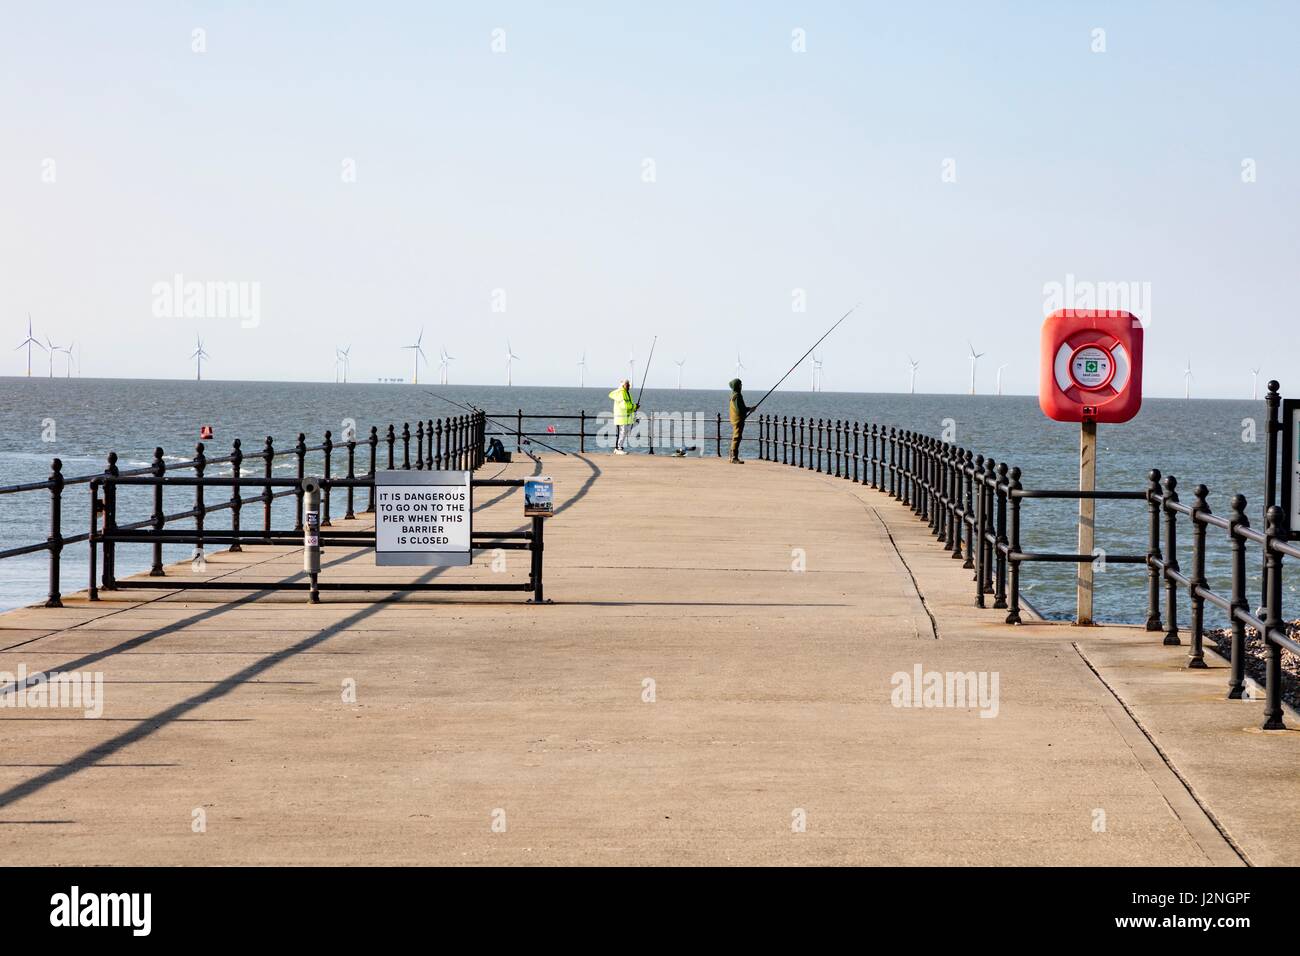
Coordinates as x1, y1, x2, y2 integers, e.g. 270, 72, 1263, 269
0, 377, 1280, 621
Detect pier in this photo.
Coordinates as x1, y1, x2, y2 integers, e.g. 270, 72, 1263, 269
2, 434, 1298, 866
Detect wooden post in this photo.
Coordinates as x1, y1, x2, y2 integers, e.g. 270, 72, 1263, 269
1077, 419, 1097, 625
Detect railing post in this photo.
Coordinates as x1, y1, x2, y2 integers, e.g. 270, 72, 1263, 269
321, 431, 333, 527
88, 477, 99, 602
415, 420, 425, 471
962, 451, 976, 569
985, 458, 999, 595
886, 429, 895, 496
973, 454, 987, 607
367, 427, 378, 512
402, 423, 411, 469
579, 410, 586, 454
193, 443, 206, 560
45, 458, 64, 607
1263, 380, 1281, 613
798, 418, 806, 468
517, 409, 523, 453
386, 424, 396, 470
905, 431, 912, 503
295, 433, 307, 531
103, 451, 119, 589
1006, 467, 1023, 624
1227, 494, 1249, 699
1261, 506, 1287, 730
263, 437, 275, 534
150, 447, 166, 575
716, 413, 723, 458
530, 514, 546, 603
782, 416, 789, 466
428, 419, 436, 470
925, 438, 934, 525
945, 445, 957, 552
345, 439, 357, 520
994, 462, 1009, 609
847, 421, 857, 481
926, 438, 937, 528
907, 433, 917, 510
1187, 484, 1209, 668
1162, 475, 1180, 645
870, 425, 878, 489
951, 447, 965, 560
1145, 468, 1163, 631
230, 438, 244, 552
435, 418, 444, 469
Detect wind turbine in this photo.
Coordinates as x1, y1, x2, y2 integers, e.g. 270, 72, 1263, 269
996, 363, 1009, 396
190, 335, 210, 381
811, 354, 823, 392
438, 346, 454, 385
44, 336, 60, 378
60, 341, 77, 378
1184, 358, 1193, 400
735, 352, 745, 378
577, 351, 587, 388
14, 314, 45, 377
505, 340, 520, 386
402, 329, 427, 384
967, 342, 985, 396
908, 356, 919, 395
628, 350, 636, 386
673, 358, 685, 389
1251, 367, 1261, 401
336, 346, 351, 384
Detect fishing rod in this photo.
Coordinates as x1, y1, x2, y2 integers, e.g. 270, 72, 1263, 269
749, 303, 860, 413
424, 390, 570, 456
634, 335, 657, 408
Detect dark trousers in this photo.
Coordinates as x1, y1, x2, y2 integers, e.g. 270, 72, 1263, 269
729, 419, 744, 461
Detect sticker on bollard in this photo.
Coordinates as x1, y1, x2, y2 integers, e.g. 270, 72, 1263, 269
374, 469, 472, 566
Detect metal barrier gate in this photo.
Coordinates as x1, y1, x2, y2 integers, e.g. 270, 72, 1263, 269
87, 474, 548, 604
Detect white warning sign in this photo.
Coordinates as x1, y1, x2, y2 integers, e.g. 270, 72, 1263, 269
374, 470, 472, 566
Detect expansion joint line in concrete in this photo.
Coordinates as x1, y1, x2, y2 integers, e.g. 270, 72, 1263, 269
864, 503, 939, 640
1072, 641, 1252, 867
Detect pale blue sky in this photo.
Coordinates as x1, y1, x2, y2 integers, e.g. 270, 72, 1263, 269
3, 1, 1296, 396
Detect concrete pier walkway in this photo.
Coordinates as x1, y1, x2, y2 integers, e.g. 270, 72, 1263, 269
1, 454, 1297, 865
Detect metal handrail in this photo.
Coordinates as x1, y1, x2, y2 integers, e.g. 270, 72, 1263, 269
751, 407, 1296, 733
1, 410, 488, 608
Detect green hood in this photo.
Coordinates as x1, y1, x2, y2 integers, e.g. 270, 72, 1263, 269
729, 378, 742, 392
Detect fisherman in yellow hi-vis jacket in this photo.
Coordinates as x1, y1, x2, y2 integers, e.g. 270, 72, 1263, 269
728, 378, 751, 463
608, 379, 638, 454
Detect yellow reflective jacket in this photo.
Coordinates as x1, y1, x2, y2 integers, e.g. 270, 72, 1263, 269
609, 387, 637, 425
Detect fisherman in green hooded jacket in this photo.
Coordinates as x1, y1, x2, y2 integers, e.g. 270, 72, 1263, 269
728, 378, 751, 464
608, 378, 638, 454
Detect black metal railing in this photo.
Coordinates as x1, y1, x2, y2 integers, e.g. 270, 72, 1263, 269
752, 385, 1297, 731
485, 409, 761, 456
0, 411, 486, 607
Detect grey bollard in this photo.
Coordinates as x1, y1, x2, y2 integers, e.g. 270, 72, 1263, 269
303, 479, 321, 603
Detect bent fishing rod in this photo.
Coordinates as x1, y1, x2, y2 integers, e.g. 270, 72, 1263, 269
424, 391, 570, 456
749, 302, 860, 413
